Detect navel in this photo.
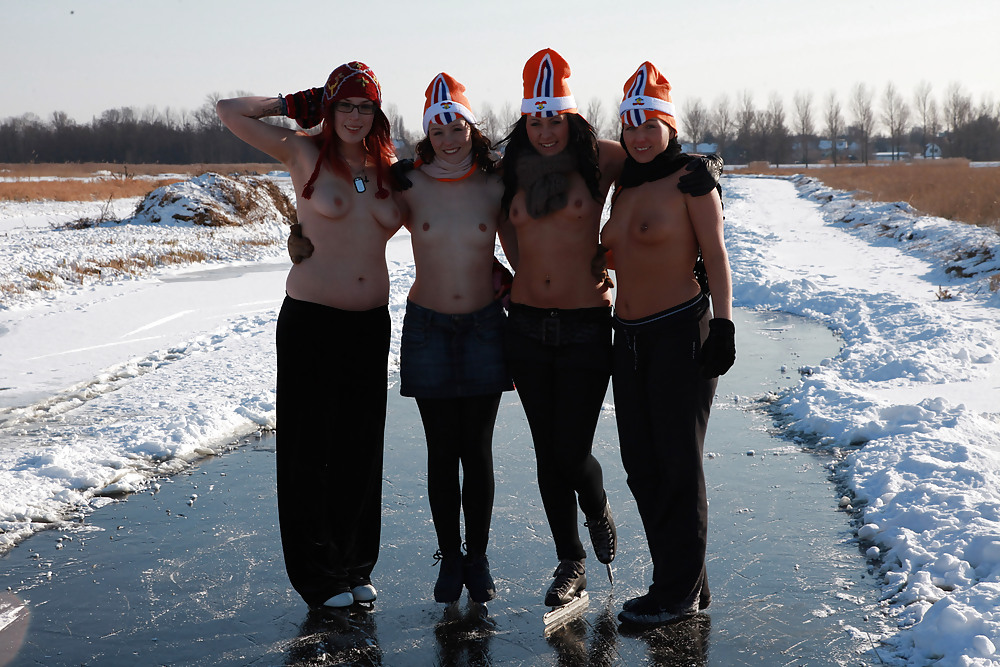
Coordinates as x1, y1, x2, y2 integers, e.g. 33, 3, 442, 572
640, 223, 648, 232
422, 222, 430, 232
478, 223, 487, 232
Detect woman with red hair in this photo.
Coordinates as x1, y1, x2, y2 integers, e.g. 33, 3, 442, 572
216, 61, 402, 611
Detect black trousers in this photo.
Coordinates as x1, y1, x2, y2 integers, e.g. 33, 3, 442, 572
505, 304, 612, 562
416, 394, 502, 556
275, 295, 389, 606
612, 296, 717, 611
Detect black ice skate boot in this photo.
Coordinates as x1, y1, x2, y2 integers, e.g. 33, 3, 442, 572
463, 553, 497, 603
433, 550, 465, 603
544, 559, 587, 607
584, 494, 617, 565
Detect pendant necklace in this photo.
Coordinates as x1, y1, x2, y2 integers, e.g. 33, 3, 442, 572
349, 158, 369, 194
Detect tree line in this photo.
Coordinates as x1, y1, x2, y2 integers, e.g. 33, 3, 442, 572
2, 82, 997, 165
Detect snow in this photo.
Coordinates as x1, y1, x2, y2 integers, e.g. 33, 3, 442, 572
2, 170, 1000, 665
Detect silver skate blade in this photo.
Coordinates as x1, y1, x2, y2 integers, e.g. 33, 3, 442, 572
606, 563, 614, 585
542, 590, 589, 635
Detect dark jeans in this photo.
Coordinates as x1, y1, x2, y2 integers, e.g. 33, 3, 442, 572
275, 295, 389, 606
416, 394, 502, 556
612, 295, 717, 611
505, 304, 612, 562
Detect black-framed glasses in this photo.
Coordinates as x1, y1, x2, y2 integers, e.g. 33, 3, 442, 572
333, 101, 375, 115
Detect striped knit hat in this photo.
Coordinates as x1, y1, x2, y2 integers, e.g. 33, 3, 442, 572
422, 73, 477, 134
520, 48, 578, 117
619, 61, 676, 133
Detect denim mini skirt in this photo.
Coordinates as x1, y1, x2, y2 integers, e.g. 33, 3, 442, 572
400, 299, 514, 398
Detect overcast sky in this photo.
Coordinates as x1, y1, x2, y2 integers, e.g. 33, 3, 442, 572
4, 0, 998, 135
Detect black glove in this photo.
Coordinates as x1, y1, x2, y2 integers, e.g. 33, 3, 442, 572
700, 318, 735, 378
283, 87, 324, 129
678, 154, 724, 197
390, 159, 415, 191
287, 223, 314, 264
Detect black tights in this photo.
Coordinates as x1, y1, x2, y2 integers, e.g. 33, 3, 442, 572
416, 394, 501, 556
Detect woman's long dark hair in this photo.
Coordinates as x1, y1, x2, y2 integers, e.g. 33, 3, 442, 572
301, 104, 395, 200
498, 113, 602, 218
415, 121, 498, 173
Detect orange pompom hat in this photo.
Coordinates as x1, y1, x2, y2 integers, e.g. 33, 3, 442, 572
520, 48, 578, 117
322, 61, 382, 106
422, 73, 477, 135
619, 61, 676, 133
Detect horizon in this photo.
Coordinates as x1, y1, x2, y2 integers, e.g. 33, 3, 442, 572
4, 0, 998, 137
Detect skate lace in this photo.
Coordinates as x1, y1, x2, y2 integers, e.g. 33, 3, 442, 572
584, 512, 615, 559
432, 549, 444, 567
550, 560, 584, 594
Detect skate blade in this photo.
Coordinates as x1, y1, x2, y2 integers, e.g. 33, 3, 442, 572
606, 563, 614, 585
542, 590, 589, 634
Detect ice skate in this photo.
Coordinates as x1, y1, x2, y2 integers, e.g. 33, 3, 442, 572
585, 495, 617, 566
463, 553, 496, 603
543, 590, 589, 633
541, 559, 588, 630
433, 549, 465, 604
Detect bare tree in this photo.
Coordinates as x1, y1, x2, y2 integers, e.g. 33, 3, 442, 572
584, 97, 612, 140
711, 94, 734, 157
735, 90, 757, 162
792, 91, 814, 166
477, 102, 501, 144
192, 93, 224, 131
913, 80, 936, 158
682, 97, 709, 149
383, 102, 417, 157
943, 81, 973, 134
762, 93, 788, 165
881, 82, 911, 160
851, 83, 875, 164
824, 90, 843, 165
495, 102, 519, 139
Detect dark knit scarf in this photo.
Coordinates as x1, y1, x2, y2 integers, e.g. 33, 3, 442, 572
514, 151, 578, 218
612, 139, 689, 207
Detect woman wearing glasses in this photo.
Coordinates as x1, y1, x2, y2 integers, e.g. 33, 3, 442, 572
216, 62, 402, 611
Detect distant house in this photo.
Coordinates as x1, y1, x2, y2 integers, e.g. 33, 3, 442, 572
924, 143, 942, 159
680, 142, 719, 154
875, 151, 911, 161
817, 138, 850, 153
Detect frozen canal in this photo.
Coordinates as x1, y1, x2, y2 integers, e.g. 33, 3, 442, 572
0, 308, 888, 666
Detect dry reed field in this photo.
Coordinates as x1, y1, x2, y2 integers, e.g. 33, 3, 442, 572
0, 163, 279, 203
743, 159, 1000, 229
2, 161, 998, 231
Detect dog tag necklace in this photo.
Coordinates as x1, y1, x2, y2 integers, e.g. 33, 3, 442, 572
351, 159, 368, 194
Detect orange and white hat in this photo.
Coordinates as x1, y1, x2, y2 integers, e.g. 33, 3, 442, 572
520, 48, 578, 117
619, 62, 676, 133
422, 73, 477, 135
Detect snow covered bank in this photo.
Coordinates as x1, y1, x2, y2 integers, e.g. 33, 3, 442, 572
724, 175, 1000, 665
